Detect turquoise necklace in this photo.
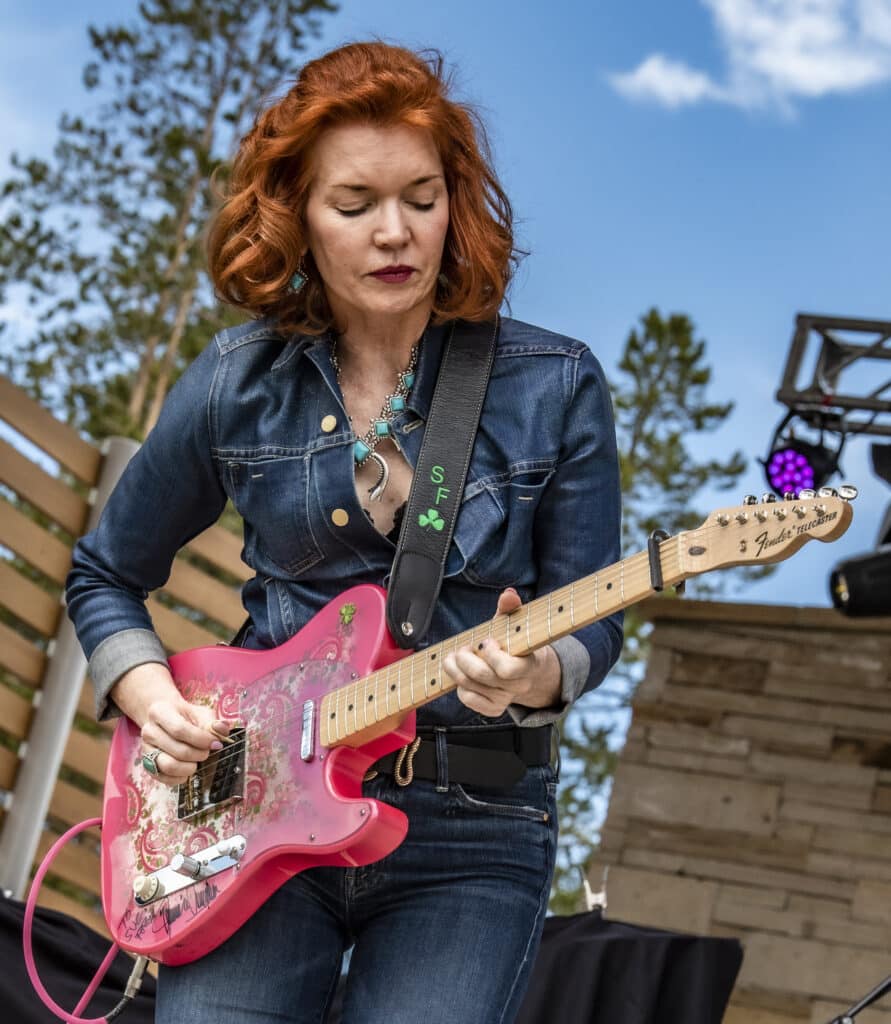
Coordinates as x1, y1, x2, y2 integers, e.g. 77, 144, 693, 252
331, 340, 418, 502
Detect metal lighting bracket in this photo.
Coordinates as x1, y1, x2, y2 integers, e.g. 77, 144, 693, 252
776, 314, 891, 438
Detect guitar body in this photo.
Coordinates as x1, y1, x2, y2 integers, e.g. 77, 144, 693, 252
101, 584, 414, 965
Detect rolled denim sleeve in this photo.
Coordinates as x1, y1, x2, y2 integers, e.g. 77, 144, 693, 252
509, 345, 623, 726
65, 339, 228, 718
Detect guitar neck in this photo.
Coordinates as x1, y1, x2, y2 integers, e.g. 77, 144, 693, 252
319, 533, 687, 747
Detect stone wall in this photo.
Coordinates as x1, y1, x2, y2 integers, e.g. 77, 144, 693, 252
592, 599, 891, 1024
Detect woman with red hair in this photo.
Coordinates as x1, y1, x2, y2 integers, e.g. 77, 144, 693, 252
67, 41, 622, 1023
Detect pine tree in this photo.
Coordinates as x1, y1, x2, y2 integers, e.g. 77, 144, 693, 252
0, 0, 337, 440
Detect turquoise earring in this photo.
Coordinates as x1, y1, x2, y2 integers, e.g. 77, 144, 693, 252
289, 258, 308, 294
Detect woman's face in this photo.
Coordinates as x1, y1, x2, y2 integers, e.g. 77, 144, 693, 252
304, 122, 450, 331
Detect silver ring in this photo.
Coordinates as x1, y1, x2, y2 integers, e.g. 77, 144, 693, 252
141, 748, 163, 776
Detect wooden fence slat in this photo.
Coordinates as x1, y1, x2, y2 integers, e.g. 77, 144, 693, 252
148, 597, 220, 653
0, 683, 33, 741
35, 831, 100, 896
35, 886, 108, 937
0, 745, 18, 790
0, 498, 73, 584
62, 729, 111, 788
0, 377, 101, 484
0, 619, 45, 685
0, 560, 60, 636
0, 438, 89, 536
165, 559, 244, 632
49, 778, 103, 827
186, 523, 250, 581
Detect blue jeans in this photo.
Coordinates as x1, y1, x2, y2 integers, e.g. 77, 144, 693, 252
155, 765, 558, 1024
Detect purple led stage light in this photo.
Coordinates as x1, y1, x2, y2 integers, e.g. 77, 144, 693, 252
764, 439, 835, 498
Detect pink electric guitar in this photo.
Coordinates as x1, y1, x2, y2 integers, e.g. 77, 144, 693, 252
101, 492, 854, 964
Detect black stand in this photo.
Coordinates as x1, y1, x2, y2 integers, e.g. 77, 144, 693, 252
827, 973, 891, 1023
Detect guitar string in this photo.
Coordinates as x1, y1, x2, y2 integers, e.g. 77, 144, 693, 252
174, 508, 837, 776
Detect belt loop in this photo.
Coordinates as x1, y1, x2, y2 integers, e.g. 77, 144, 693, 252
434, 726, 449, 792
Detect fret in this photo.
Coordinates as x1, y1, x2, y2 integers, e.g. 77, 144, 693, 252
546, 592, 553, 639
569, 581, 575, 627
525, 605, 532, 652
620, 560, 625, 602
593, 573, 598, 616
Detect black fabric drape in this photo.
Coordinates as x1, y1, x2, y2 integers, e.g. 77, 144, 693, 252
0, 896, 157, 1023
515, 910, 743, 1024
2, 897, 741, 1023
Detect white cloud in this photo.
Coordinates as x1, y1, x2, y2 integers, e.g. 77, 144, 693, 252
610, 0, 891, 112
609, 54, 726, 107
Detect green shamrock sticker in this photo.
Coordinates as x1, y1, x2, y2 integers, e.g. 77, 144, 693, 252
418, 508, 445, 531
339, 602, 356, 626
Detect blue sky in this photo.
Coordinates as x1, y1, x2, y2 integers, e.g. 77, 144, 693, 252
2, 0, 890, 611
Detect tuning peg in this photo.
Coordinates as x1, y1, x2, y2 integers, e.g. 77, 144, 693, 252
818, 487, 837, 498
798, 488, 816, 498
783, 492, 795, 501
743, 494, 758, 505
790, 505, 807, 519
735, 512, 748, 524
762, 493, 777, 503
838, 484, 859, 501
715, 514, 730, 526
773, 507, 788, 520
754, 507, 768, 522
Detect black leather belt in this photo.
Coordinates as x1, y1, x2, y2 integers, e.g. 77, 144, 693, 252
370, 725, 553, 791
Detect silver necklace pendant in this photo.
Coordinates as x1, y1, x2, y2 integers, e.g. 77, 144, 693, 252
366, 450, 390, 502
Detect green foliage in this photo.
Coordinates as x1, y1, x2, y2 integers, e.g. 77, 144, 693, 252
0, 0, 337, 440
551, 307, 772, 910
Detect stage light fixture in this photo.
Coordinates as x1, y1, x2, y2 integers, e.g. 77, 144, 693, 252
762, 434, 841, 498
829, 544, 891, 617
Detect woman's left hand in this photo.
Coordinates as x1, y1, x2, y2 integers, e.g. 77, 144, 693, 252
445, 588, 563, 718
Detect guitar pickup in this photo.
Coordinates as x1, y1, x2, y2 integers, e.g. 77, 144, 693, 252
177, 726, 247, 821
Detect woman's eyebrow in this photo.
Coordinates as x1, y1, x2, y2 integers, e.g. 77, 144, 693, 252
329, 174, 444, 191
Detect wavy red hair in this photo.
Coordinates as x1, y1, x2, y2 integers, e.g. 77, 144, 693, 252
207, 42, 517, 335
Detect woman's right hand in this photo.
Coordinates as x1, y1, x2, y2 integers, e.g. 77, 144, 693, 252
110, 663, 230, 787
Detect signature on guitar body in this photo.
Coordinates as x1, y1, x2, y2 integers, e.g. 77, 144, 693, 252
101, 491, 854, 965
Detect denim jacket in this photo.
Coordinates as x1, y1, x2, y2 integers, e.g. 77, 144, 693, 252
66, 316, 623, 727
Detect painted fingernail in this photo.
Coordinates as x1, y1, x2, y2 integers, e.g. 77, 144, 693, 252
210, 740, 223, 751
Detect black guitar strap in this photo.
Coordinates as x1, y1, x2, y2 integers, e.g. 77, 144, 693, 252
386, 317, 500, 649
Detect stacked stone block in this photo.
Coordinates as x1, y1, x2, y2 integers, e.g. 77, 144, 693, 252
592, 599, 891, 1024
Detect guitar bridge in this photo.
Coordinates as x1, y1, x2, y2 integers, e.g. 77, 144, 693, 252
176, 726, 247, 821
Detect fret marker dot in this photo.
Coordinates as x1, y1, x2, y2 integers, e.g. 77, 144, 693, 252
606, 582, 613, 590
557, 606, 564, 613
478, 643, 484, 650
390, 684, 396, 691
348, 704, 354, 711
430, 679, 436, 687
329, 712, 335, 719
368, 695, 374, 701
430, 653, 437, 660
515, 626, 521, 633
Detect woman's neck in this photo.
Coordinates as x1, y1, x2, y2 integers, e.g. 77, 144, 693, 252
333, 305, 430, 379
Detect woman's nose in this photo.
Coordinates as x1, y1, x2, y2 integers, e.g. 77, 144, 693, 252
372, 201, 411, 248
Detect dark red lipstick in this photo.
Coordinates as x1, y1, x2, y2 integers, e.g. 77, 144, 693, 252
370, 265, 415, 283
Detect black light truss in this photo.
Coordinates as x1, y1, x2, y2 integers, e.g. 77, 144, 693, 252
776, 313, 891, 438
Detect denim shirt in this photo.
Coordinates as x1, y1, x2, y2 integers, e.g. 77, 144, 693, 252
66, 316, 623, 727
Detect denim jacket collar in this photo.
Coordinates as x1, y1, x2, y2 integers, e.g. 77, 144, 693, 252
294, 319, 452, 423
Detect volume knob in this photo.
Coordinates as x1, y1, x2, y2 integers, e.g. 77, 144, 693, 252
171, 854, 208, 879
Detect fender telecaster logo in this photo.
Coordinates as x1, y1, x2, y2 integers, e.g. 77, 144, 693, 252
754, 509, 838, 558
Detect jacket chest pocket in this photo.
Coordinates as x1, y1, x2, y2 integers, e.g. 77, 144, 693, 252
227, 457, 324, 576
449, 468, 554, 588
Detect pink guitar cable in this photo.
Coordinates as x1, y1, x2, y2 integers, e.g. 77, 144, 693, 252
22, 817, 149, 1024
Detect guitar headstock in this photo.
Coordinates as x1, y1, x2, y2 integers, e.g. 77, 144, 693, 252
680, 486, 856, 574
